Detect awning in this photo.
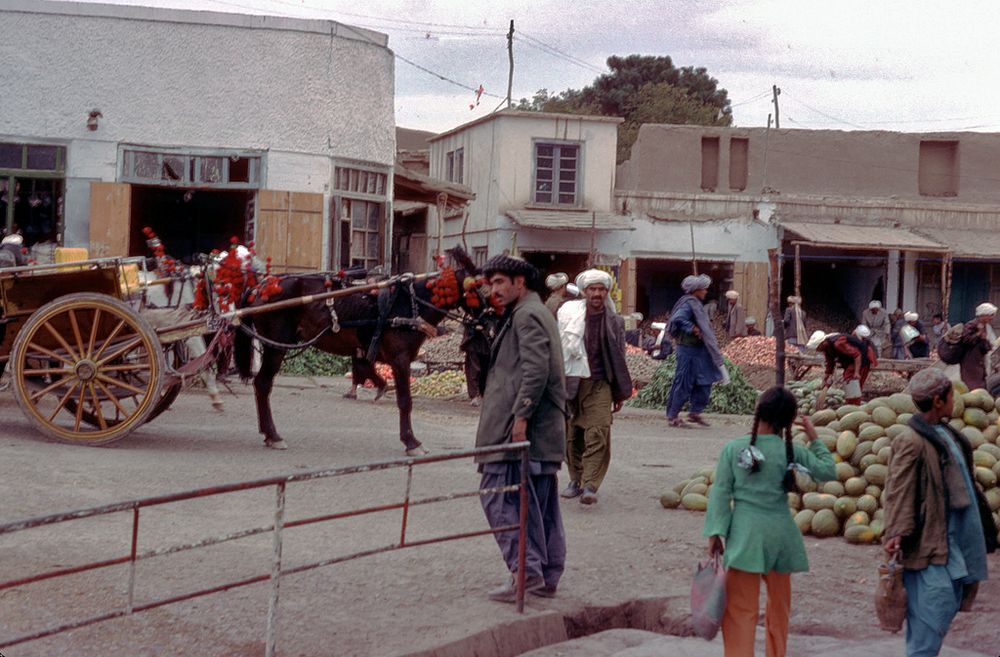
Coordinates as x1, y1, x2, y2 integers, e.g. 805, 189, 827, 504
911, 228, 1000, 260
393, 163, 474, 211
393, 200, 425, 216
506, 210, 634, 231
781, 221, 948, 252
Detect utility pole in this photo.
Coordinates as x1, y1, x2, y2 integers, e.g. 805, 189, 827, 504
506, 20, 514, 108
772, 85, 781, 129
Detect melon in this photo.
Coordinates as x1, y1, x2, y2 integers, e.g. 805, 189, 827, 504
949, 418, 966, 432
822, 480, 846, 497
660, 491, 681, 508
964, 408, 990, 430
869, 518, 885, 540
974, 450, 998, 469
810, 409, 837, 426
971, 389, 994, 410
962, 391, 981, 410
857, 494, 879, 515
836, 432, 858, 459
885, 425, 907, 439
872, 435, 892, 453
833, 496, 857, 519
851, 441, 875, 467
865, 485, 883, 500
681, 477, 708, 496
984, 425, 1000, 443
897, 413, 914, 425
819, 433, 838, 452
985, 488, 1000, 512
962, 426, 986, 449
681, 493, 709, 511
836, 404, 863, 419
673, 479, 690, 494
979, 443, 1000, 460
873, 508, 885, 522
871, 406, 897, 428
839, 412, 869, 433
803, 492, 837, 511
860, 454, 880, 470
876, 446, 892, 465
976, 466, 998, 488
810, 509, 840, 537
951, 394, 966, 419
788, 492, 802, 510
827, 420, 842, 432
845, 510, 871, 528
845, 524, 876, 544
844, 476, 867, 497
954, 380, 970, 395
794, 509, 815, 534
859, 425, 885, 442
835, 462, 856, 482
888, 393, 917, 414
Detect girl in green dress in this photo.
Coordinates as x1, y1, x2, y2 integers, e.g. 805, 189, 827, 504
704, 386, 836, 657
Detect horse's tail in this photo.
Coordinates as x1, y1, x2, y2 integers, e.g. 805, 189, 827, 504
234, 319, 255, 383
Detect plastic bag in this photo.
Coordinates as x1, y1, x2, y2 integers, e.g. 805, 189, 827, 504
875, 555, 907, 633
690, 554, 727, 640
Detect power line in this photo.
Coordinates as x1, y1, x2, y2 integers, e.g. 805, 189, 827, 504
784, 93, 865, 129
513, 36, 604, 75
729, 90, 771, 108
516, 31, 605, 74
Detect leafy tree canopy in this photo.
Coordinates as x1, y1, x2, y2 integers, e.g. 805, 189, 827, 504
515, 55, 732, 163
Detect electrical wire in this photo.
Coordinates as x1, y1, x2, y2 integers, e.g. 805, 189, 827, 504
783, 93, 865, 129
516, 31, 605, 74
729, 90, 772, 108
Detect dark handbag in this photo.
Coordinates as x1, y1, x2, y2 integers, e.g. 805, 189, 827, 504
936, 338, 966, 364
974, 488, 999, 554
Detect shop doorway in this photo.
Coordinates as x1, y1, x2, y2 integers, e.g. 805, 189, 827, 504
128, 186, 254, 262
635, 258, 733, 322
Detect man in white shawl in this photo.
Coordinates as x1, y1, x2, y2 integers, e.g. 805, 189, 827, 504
557, 269, 632, 504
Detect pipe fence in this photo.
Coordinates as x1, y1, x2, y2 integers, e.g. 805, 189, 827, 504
0, 441, 530, 656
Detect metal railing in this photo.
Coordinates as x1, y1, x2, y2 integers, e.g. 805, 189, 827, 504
0, 442, 530, 656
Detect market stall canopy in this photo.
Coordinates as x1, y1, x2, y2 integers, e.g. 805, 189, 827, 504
781, 221, 948, 252
393, 164, 474, 212
505, 210, 634, 231
910, 228, 1000, 260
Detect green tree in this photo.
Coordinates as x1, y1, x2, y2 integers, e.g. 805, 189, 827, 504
515, 55, 732, 163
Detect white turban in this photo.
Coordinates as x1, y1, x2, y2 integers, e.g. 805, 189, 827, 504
1, 233, 23, 246
787, 295, 802, 304
869, 300, 882, 310
854, 324, 872, 339
725, 290, 740, 300
976, 302, 998, 317
565, 283, 580, 297
575, 269, 612, 291
745, 316, 757, 325
904, 311, 919, 322
545, 272, 568, 290
682, 274, 712, 294
806, 330, 827, 350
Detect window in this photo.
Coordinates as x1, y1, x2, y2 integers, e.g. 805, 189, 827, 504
121, 148, 262, 188
918, 140, 958, 197
534, 143, 579, 205
446, 148, 464, 184
473, 246, 488, 268
0, 143, 66, 172
701, 137, 720, 191
334, 167, 387, 196
729, 137, 749, 192
338, 198, 383, 270
0, 142, 66, 247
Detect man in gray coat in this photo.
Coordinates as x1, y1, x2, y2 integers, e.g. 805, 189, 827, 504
476, 254, 567, 603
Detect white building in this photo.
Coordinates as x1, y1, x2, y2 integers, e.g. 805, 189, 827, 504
0, 0, 395, 270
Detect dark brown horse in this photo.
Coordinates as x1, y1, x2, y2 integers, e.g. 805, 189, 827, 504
233, 248, 480, 454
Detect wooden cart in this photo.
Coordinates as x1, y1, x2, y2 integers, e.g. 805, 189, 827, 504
0, 257, 194, 446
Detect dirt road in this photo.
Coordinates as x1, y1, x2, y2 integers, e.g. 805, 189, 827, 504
0, 378, 996, 656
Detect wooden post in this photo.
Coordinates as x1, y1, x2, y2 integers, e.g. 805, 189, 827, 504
689, 222, 698, 275
769, 247, 785, 386
588, 210, 597, 268
942, 253, 953, 323
794, 243, 802, 299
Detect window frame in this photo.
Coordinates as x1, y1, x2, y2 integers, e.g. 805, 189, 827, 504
445, 147, 464, 184
331, 163, 391, 269
118, 145, 265, 189
531, 140, 582, 208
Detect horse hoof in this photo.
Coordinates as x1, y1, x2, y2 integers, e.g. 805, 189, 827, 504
264, 439, 288, 451
374, 387, 387, 402
405, 446, 429, 457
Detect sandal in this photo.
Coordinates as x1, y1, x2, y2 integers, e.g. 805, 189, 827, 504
688, 414, 710, 427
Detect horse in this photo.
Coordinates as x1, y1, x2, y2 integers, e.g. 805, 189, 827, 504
233, 248, 482, 454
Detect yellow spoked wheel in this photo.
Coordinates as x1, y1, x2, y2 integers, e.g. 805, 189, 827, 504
11, 293, 165, 446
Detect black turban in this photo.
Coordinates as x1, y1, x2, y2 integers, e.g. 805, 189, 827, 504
483, 254, 538, 281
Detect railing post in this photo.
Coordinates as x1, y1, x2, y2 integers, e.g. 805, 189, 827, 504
516, 446, 529, 613
399, 464, 413, 547
126, 506, 139, 614
265, 482, 286, 657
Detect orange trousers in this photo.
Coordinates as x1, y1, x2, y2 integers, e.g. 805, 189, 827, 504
722, 568, 791, 657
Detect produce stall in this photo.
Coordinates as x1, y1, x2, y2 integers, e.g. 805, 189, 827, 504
785, 352, 934, 381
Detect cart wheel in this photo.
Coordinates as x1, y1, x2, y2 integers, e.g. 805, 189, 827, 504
11, 293, 165, 446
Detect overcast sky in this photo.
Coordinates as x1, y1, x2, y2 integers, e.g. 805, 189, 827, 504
65, 0, 1000, 134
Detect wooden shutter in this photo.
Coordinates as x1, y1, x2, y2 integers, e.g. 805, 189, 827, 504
89, 182, 131, 258
255, 190, 324, 270
744, 261, 770, 329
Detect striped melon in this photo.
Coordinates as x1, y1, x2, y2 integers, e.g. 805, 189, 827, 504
836, 404, 863, 419
660, 491, 681, 508
871, 406, 897, 428
962, 426, 986, 449
802, 492, 837, 511
964, 408, 989, 431
837, 432, 858, 459
839, 412, 869, 433
822, 480, 845, 497
845, 510, 871, 529
888, 393, 917, 414
859, 425, 885, 441
835, 462, 856, 482
811, 509, 840, 537
681, 493, 709, 511
794, 509, 815, 534
857, 494, 879, 515
976, 467, 998, 488
844, 476, 867, 497
833, 496, 857, 519
844, 524, 876, 544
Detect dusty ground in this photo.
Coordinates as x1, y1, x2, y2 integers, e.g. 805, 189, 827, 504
0, 378, 996, 657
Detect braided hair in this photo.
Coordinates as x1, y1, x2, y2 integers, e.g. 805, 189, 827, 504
748, 386, 800, 492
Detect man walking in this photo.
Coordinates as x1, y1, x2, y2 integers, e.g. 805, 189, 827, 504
476, 255, 567, 602
862, 300, 891, 357
544, 272, 570, 317
557, 269, 633, 505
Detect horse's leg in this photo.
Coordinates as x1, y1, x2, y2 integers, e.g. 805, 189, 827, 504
254, 345, 288, 450
389, 354, 426, 456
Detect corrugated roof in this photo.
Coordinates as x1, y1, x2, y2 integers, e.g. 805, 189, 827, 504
506, 210, 634, 231
912, 228, 1000, 259
781, 221, 947, 251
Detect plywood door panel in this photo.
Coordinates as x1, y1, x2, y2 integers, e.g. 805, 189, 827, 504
89, 182, 131, 258
254, 190, 324, 270
286, 209, 323, 269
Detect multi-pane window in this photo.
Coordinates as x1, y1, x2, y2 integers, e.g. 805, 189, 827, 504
0, 143, 66, 246
0, 143, 66, 172
339, 198, 382, 270
534, 143, 579, 205
334, 167, 387, 196
121, 148, 262, 188
446, 148, 464, 184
